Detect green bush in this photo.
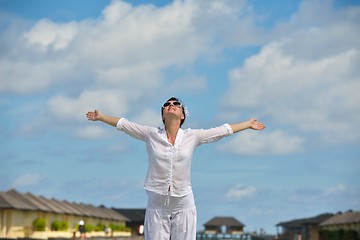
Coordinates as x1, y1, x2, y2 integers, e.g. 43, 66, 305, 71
62, 221, 69, 231
109, 223, 131, 232
84, 224, 94, 232
319, 230, 359, 240
94, 223, 106, 232
51, 220, 68, 231
33, 218, 46, 231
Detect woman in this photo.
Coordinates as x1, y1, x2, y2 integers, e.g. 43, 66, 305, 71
86, 97, 265, 240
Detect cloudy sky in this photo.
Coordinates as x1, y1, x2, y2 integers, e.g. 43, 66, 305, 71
1, 0, 359, 234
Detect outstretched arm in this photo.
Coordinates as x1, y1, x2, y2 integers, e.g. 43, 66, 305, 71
229, 118, 265, 133
86, 110, 121, 127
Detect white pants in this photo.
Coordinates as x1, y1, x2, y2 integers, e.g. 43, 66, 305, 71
144, 190, 197, 240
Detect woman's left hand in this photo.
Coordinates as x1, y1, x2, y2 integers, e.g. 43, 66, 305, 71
248, 118, 266, 130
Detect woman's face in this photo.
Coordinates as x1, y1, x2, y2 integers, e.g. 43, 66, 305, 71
162, 100, 185, 122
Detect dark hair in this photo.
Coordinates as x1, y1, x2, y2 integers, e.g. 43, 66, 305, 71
161, 97, 186, 127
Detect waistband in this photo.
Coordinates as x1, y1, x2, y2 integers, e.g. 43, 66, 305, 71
146, 190, 195, 211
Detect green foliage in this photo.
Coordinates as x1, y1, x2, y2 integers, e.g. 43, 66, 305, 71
109, 223, 131, 232
84, 224, 94, 232
33, 218, 46, 231
74, 222, 130, 233
319, 230, 359, 240
94, 223, 106, 232
51, 220, 68, 231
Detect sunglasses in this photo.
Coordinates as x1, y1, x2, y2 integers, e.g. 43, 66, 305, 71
162, 101, 182, 108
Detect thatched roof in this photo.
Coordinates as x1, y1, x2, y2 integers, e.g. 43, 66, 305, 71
276, 213, 334, 228
320, 211, 360, 226
113, 208, 146, 222
204, 216, 244, 227
0, 189, 128, 221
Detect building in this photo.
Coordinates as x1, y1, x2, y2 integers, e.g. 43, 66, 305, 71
203, 216, 245, 235
0, 189, 130, 239
277, 211, 360, 240
319, 210, 360, 231
113, 208, 145, 236
276, 213, 334, 240
319, 210, 360, 240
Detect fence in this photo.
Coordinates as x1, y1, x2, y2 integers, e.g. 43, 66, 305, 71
196, 233, 253, 240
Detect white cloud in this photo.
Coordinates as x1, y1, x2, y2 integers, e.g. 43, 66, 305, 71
226, 184, 256, 199
0, 58, 75, 93
289, 184, 357, 203
23, 19, 78, 51
289, 190, 320, 202
133, 109, 163, 126
2, 0, 359, 149
167, 75, 207, 92
76, 125, 110, 139
0, 0, 266, 137
219, 130, 304, 155
222, 1, 360, 146
249, 208, 276, 217
12, 173, 46, 188
323, 184, 347, 196
46, 90, 129, 122
0, 0, 260, 94
95, 64, 162, 89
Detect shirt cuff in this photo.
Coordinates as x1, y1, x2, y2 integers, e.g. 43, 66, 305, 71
116, 118, 125, 130
224, 123, 234, 135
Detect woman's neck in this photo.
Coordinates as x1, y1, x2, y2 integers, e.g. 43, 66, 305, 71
165, 121, 180, 145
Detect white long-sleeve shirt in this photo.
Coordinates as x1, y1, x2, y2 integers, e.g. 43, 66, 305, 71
116, 118, 233, 197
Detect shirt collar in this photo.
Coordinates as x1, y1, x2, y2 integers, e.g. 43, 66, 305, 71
160, 127, 184, 146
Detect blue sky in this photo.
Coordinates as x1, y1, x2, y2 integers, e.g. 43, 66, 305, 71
0, 0, 359, 234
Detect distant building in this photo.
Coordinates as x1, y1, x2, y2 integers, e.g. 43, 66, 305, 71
319, 210, 360, 233
203, 216, 245, 235
276, 211, 360, 240
113, 208, 145, 236
0, 189, 130, 239
276, 213, 334, 240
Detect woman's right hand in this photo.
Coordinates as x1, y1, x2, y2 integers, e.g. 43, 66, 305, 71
86, 110, 120, 127
86, 110, 101, 121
